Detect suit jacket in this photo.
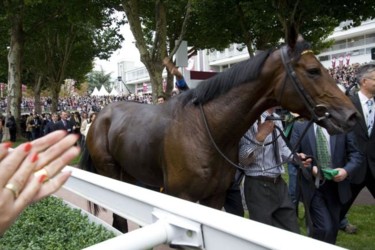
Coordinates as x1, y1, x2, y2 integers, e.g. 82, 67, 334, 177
349, 93, 375, 182
290, 121, 363, 205
55, 119, 74, 133
44, 121, 58, 134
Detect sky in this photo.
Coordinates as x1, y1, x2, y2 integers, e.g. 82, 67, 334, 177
94, 24, 141, 80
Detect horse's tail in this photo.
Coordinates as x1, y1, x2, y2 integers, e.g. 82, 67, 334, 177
79, 143, 101, 215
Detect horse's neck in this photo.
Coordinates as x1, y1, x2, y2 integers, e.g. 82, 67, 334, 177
207, 81, 275, 144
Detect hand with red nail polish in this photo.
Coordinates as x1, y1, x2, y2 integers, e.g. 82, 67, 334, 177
0, 130, 80, 236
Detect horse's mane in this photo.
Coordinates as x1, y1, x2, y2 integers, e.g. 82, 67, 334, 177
181, 49, 272, 105
179, 40, 311, 106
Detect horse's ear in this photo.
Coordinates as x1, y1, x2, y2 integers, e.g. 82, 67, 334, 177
286, 23, 298, 50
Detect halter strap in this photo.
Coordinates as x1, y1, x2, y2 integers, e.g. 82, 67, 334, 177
280, 46, 331, 123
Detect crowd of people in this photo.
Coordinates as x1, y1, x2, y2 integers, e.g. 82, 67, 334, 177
0, 59, 374, 247
0, 94, 155, 117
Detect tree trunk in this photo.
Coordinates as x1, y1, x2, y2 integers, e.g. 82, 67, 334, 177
7, 3, 25, 138
51, 82, 61, 113
34, 76, 42, 114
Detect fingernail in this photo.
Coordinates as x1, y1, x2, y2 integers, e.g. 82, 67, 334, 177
31, 153, 38, 163
38, 174, 47, 183
3, 142, 12, 149
24, 143, 32, 152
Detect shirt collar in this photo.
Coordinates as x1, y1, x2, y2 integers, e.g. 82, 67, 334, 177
358, 91, 372, 105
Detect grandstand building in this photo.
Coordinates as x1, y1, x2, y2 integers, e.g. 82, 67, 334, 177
318, 19, 375, 68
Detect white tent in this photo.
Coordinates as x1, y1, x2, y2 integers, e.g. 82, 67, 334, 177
97, 85, 109, 96
91, 87, 100, 96
109, 88, 119, 96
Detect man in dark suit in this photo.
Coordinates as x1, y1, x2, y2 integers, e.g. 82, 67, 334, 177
44, 113, 59, 135
54, 111, 74, 133
341, 63, 375, 225
290, 121, 362, 244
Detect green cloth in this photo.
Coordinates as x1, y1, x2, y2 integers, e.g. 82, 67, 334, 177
322, 169, 339, 180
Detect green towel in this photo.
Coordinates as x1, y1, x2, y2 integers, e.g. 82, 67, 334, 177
322, 169, 339, 180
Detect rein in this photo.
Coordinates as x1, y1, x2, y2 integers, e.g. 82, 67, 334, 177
199, 45, 329, 182
199, 104, 248, 171
199, 103, 309, 172
199, 104, 324, 186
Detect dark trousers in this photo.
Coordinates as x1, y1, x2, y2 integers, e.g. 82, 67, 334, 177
309, 181, 341, 244
9, 130, 16, 142
340, 171, 375, 222
224, 182, 244, 217
244, 175, 299, 233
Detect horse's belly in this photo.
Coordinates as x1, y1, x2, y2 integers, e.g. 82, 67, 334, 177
113, 143, 165, 187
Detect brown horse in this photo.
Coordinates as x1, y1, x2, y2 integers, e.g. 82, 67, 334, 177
80, 36, 359, 232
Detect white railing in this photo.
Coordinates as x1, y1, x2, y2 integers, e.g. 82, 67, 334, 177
62, 166, 346, 250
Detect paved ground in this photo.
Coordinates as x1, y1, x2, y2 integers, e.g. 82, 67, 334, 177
55, 185, 374, 249
351, 187, 374, 205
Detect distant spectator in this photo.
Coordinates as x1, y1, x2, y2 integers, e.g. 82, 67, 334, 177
44, 113, 59, 135
6, 115, 17, 142
157, 96, 165, 104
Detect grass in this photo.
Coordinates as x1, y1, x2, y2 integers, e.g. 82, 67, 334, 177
0, 197, 115, 249
294, 203, 375, 249
336, 205, 375, 250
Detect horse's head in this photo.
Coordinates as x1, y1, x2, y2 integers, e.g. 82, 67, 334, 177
274, 36, 360, 134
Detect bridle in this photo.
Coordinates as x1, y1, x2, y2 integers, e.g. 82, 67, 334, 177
279, 45, 331, 123
199, 45, 331, 180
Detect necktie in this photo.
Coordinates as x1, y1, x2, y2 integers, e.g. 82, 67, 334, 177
366, 99, 374, 136
272, 128, 280, 165
316, 126, 331, 169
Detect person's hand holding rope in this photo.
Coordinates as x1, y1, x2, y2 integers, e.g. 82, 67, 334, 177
0, 130, 80, 236
255, 117, 274, 143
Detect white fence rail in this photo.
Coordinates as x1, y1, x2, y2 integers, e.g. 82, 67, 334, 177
62, 166, 346, 250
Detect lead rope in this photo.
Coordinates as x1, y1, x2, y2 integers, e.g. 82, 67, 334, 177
199, 102, 324, 179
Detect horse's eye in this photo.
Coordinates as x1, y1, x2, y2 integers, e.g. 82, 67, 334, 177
307, 68, 321, 76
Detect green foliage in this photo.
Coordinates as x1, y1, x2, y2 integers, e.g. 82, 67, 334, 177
0, 197, 115, 249
86, 69, 114, 93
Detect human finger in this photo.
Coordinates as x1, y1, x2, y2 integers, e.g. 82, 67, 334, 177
2, 152, 39, 201
36, 146, 80, 180
34, 134, 79, 171
31, 170, 72, 202
11, 145, 78, 214
0, 142, 34, 188
0, 142, 12, 161
30, 130, 67, 153
12, 169, 70, 216
12, 166, 49, 216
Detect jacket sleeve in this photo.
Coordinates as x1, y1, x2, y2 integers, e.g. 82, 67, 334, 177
343, 131, 364, 181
